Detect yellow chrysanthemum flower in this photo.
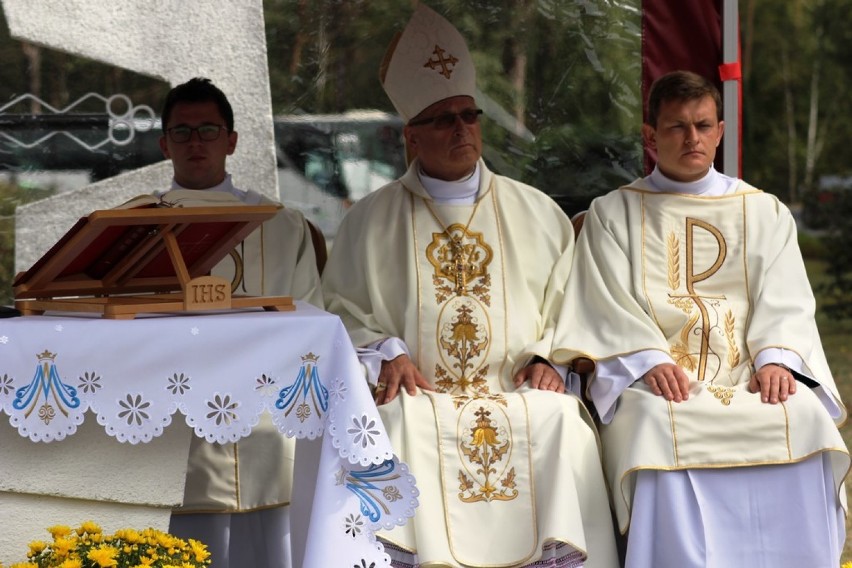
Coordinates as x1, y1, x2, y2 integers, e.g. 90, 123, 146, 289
26, 541, 48, 555
52, 536, 77, 558
47, 525, 72, 539
76, 521, 102, 535
188, 539, 210, 563
86, 544, 119, 567
10, 523, 211, 568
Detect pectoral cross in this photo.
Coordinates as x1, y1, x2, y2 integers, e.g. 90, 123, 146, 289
451, 238, 468, 295
668, 218, 728, 381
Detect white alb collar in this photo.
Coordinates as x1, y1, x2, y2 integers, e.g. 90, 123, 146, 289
169, 173, 242, 198
648, 166, 736, 197
418, 162, 481, 204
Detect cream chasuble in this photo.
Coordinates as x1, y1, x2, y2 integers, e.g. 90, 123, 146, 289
552, 182, 850, 532
323, 159, 619, 568
154, 179, 324, 513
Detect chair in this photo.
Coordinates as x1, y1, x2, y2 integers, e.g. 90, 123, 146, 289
306, 219, 328, 275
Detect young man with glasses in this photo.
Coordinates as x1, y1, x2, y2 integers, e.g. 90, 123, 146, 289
321, 5, 618, 567
158, 77, 323, 568
552, 70, 848, 568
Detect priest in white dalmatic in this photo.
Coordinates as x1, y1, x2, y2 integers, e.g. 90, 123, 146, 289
552, 70, 850, 568
321, 4, 619, 568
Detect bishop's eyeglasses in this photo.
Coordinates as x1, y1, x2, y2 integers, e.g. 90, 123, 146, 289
166, 124, 228, 143
407, 109, 483, 129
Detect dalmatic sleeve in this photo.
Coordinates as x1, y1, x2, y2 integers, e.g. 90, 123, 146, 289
321, 205, 395, 349
745, 199, 846, 421
551, 195, 670, 366
511, 224, 575, 377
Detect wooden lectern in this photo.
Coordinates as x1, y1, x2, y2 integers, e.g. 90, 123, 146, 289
13, 205, 295, 318
2, 205, 297, 561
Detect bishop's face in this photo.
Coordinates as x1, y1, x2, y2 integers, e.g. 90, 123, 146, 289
642, 95, 725, 182
404, 95, 482, 181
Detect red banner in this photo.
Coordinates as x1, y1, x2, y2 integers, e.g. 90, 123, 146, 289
642, 0, 731, 174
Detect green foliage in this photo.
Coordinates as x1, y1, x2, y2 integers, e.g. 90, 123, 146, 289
742, 0, 852, 200
265, 0, 643, 212
815, 190, 852, 318
798, 229, 826, 260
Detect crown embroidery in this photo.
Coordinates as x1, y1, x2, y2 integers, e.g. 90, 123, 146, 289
301, 352, 320, 363
424, 44, 458, 79
37, 350, 56, 361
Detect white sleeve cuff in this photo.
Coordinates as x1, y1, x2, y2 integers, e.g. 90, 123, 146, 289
591, 350, 674, 424
754, 348, 842, 419
754, 348, 804, 375
357, 337, 411, 386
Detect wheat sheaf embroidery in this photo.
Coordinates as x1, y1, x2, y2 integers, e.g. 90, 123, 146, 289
724, 309, 740, 368
667, 232, 681, 291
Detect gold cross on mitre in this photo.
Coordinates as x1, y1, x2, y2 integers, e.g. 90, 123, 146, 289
380, 4, 476, 122
424, 44, 459, 79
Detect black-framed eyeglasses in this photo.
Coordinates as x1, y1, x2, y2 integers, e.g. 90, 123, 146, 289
408, 109, 483, 129
166, 124, 227, 143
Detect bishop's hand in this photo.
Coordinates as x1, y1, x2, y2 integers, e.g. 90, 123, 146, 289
513, 362, 565, 394
375, 354, 434, 405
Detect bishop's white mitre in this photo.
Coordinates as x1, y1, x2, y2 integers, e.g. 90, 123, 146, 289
379, 3, 476, 122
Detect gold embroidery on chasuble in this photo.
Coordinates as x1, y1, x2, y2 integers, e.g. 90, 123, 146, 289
415, 193, 526, 517
425, 220, 495, 396
452, 393, 518, 503
645, 194, 752, 398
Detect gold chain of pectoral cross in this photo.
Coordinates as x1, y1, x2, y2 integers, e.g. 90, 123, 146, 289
422, 197, 483, 296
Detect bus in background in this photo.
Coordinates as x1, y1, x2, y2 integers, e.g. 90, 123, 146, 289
274, 110, 404, 241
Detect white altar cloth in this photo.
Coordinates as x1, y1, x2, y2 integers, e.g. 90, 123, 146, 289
0, 303, 417, 567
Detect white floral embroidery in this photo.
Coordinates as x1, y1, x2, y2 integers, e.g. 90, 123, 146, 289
78, 372, 101, 394
0, 374, 14, 395
54, 325, 63, 332
0, 336, 8, 344
255, 373, 278, 397
347, 414, 380, 449
328, 378, 348, 403
190, 327, 200, 336
344, 513, 364, 538
206, 393, 239, 426
167, 373, 191, 396
117, 393, 151, 426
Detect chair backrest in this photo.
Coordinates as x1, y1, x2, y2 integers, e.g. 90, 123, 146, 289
570, 211, 586, 238
306, 220, 328, 275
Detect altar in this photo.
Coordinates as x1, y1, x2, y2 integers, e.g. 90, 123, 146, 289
0, 304, 417, 567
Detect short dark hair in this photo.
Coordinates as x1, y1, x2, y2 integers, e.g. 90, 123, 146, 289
161, 77, 234, 132
646, 71, 722, 127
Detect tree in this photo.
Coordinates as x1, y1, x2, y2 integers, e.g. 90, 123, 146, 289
265, 0, 644, 214
741, 0, 852, 202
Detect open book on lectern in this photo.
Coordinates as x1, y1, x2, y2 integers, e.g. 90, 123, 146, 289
12, 197, 295, 319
